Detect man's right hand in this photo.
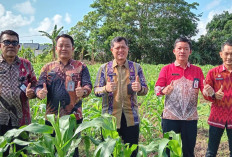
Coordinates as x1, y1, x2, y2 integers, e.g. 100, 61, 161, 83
105, 77, 117, 92
203, 80, 215, 97
162, 81, 174, 95
37, 83, 48, 99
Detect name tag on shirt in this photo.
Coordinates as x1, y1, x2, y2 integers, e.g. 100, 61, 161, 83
216, 77, 224, 80
172, 73, 180, 76
67, 81, 75, 91
193, 78, 199, 89
18, 84, 27, 93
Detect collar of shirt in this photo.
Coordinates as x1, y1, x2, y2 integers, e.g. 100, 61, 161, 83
57, 58, 73, 66
174, 61, 190, 69
220, 64, 232, 73
112, 59, 129, 69
0, 55, 21, 64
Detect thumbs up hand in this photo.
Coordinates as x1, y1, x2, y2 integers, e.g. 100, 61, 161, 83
26, 83, 35, 99
37, 83, 48, 99
132, 76, 141, 92
215, 85, 224, 100
203, 80, 215, 97
75, 81, 85, 97
105, 77, 117, 92
162, 81, 174, 95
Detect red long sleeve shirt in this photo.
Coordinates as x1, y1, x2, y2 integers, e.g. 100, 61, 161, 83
155, 62, 204, 120
205, 65, 232, 129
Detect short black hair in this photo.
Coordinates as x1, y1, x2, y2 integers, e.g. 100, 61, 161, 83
0, 30, 19, 42
111, 36, 128, 48
56, 34, 74, 46
221, 40, 232, 51
174, 37, 192, 50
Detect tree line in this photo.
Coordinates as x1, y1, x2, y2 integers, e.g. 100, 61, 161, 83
17, 0, 232, 65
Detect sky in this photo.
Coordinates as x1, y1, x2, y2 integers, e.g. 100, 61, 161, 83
0, 0, 232, 44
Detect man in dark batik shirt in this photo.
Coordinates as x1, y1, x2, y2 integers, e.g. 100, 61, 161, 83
36, 34, 92, 157
0, 30, 37, 156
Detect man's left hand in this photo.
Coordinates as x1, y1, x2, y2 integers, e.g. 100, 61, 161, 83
75, 81, 84, 97
26, 83, 35, 99
132, 76, 141, 92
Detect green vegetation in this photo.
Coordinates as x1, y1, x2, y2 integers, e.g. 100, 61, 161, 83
0, 63, 215, 156
39, 25, 64, 61
69, 0, 200, 64
192, 11, 232, 65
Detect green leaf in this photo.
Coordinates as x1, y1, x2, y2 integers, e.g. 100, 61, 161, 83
94, 138, 116, 157
158, 138, 169, 157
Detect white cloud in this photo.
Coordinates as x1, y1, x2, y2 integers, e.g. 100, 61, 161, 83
29, 14, 65, 35
0, 4, 34, 30
53, 14, 63, 27
65, 13, 71, 24
13, 1, 35, 15
34, 17, 52, 32
0, 4, 5, 17
193, 5, 232, 41
205, 0, 222, 11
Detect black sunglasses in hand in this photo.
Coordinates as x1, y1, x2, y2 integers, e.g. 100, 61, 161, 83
1, 40, 19, 46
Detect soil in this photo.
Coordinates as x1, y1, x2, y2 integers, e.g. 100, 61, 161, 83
195, 128, 230, 157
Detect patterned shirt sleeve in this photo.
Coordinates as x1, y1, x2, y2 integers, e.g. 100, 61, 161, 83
155, 66, 167, 96
94, 64, 107, 97
27, 61, 37, 98
137, 65, 148, 96
81, 64, 92, 98
35, 64, 48, 96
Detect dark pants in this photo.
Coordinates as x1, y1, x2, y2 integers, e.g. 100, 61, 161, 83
45, 119, 82, 157
162, 119, 197, 157
117, 113, 139, 157
205, 125, 232, 157
0, 120, 26, 156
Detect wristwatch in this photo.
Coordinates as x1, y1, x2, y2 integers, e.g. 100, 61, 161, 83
83, 89, 88, 96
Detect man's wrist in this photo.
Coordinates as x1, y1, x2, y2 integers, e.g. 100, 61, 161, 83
211, 93, 216, 99
83, 89, 88, 96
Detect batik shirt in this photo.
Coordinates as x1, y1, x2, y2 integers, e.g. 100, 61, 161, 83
94, 59, 148, 129
205, 65, 232, 129
36, 59, 92, 121
155, 62, 204, 120
0, 55, 37, 126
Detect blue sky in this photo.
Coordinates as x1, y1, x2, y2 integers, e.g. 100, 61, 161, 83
0, 0, 232, 43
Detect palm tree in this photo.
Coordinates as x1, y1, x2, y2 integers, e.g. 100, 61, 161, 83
39, 25, 63, 60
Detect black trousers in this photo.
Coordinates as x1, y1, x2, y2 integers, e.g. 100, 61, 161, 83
162, 119, 197, 157
0, 120, 26, 156
205, 124, 232, 157
45, 119, 82, 157
117, 113, 139, 157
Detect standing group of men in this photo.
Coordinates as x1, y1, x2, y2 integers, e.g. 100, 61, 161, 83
0, 30, 147, 157
0, 29, 231, 157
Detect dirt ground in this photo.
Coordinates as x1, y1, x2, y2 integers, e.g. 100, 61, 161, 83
195, 128, 229, 157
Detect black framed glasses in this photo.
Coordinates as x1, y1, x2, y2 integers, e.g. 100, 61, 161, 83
1, 40, 19, 46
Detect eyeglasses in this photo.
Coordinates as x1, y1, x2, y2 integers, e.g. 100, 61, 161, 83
1, 40, 19, 46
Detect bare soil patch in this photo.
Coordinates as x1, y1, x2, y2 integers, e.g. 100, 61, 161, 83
195, 128, 229, 157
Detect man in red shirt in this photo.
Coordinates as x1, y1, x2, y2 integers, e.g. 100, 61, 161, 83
155, 37, 204, 157
203, 40, 232, 157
